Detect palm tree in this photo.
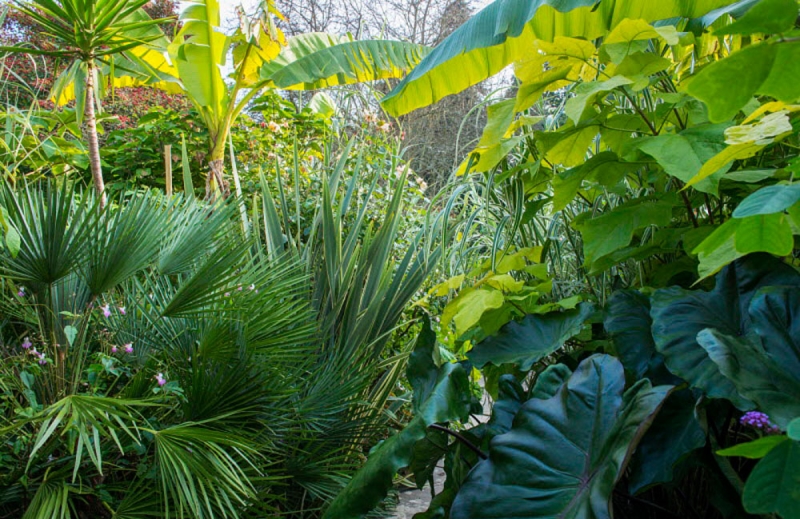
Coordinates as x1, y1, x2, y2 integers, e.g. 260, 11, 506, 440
1, 0, 175, 207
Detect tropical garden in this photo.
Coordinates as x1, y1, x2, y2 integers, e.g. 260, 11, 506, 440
0, 0, 799, 517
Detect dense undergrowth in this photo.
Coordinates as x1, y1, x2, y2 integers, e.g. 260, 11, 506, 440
1, 0, 800, 518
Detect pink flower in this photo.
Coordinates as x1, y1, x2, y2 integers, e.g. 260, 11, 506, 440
21, 337, 32, 349
237, 285, 243, 291
118, 307, 126, 316
155, 373, 167, 387
111, 345, 118, 353
268, 121, 280, 132
378, 122, 391, 133
224, 292, 231, 297
123, 343, 133, 354
101, 304, 111, 318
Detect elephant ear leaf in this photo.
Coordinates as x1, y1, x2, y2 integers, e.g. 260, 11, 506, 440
530, 363, 572, 400
485, 375, 527, 438
627, 389, 707, 493
650, 254, 799, 408
750, 286, 800, 377
605, 290, 677, 385
450, 354, 671, 519
468, 303, 594, 370
322, 323, 470, 519
697, 328, 800, 429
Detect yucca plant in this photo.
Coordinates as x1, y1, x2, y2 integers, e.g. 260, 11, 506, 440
0, 180, 333, 518
249, 140, 450, 515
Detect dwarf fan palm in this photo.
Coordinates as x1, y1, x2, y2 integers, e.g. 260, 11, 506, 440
0, 180, 326, 517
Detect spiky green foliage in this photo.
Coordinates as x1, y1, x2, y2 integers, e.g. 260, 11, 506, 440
0, 176, 419, 518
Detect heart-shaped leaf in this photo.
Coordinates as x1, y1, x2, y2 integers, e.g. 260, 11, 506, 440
698, 328, 800, 429
651, 254, 800, 408
450, 354, 671, 519
468, 303, 593, 370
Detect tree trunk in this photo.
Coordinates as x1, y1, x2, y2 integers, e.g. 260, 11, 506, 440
84, 59, 106, 208
206, 158, 229, 202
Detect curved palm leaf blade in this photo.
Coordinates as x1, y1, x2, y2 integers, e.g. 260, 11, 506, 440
0, 181, 90, 286
153, 424, 259, 519
260, 33, 430, 90
380, 0, 742, 116
450, 354, 671, 519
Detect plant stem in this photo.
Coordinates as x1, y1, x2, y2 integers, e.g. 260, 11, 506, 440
621, 89, 658, 136
428, 424, 487, 460
680, 190, 699, 228
84, 58, 106, 209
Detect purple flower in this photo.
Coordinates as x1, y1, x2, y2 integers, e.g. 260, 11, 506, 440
224, 292, 231, 297
38, 357, 47, 365
21, 337, 32, 349
237, 285, 243, 291
740, 411, 774, 429
101, 304, 111, 318
155, 373, 166, 387
29, 348, 38, 356
17, 287, 25, 297
118, 306, 126, 316
111, 345, 118, 353
123, 343, 133, 354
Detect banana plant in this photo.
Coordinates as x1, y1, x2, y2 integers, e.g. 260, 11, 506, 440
380, 0, 745, 116
0, 0, 178, 207
165, 0, 430, 200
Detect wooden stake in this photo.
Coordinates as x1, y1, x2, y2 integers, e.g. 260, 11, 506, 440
164, 144, 173, 196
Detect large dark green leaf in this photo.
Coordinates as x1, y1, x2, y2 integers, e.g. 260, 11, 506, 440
468, 303, 593, 370
485, 375, 526, 438
627, 389, 707, 493
604, 290, 676, 385
322, 325, 470, 519
407, 315, 441, 412
529, 363, 572, 400
83, 192, 169, 295
698, 329, 800, 428
450, 354, 671, 519
750, 286, 800, 376
651, 254, 800, 407
742, 439, 800, 519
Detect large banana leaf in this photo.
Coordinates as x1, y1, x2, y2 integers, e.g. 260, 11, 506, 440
450, 354, 671, 519
380, 0, 742, 116
260, 32, 430, 90
168, 0, 229, 132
